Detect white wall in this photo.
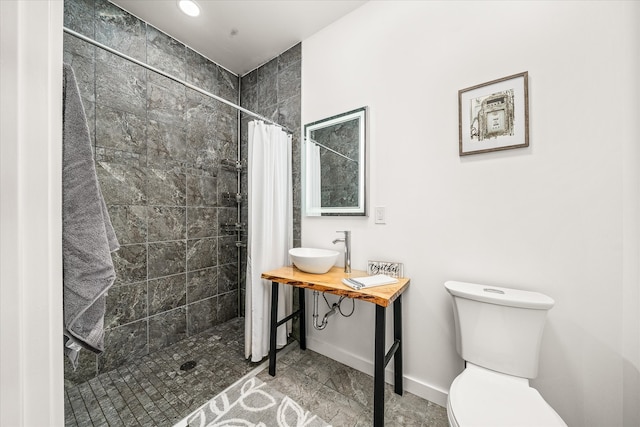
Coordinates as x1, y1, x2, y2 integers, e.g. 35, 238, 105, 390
301, 1, 640, 426
0, 1, 64, 426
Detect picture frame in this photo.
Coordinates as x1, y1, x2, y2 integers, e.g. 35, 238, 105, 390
458, 72, 529, 156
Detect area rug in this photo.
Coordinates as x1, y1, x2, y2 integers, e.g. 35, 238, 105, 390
186, 377, 331, 427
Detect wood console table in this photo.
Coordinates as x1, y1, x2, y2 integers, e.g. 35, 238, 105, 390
261, 266, 411, 427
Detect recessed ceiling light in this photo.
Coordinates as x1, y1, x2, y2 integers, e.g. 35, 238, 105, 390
178, 0, 200, 17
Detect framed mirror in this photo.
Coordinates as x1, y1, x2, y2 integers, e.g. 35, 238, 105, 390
303, 107, 367, 216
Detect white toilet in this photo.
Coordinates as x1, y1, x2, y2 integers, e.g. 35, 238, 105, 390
444, 281, 567, 427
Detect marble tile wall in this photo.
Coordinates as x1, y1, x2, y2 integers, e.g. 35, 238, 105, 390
63, 0, 242, 384
312, 119, 360, 207
239, 46, 302, 318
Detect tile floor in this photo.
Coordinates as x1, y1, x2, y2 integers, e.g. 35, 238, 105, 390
64, 317, 448, 426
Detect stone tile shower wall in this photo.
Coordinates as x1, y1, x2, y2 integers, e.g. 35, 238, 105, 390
239, 45, 302, 316
63, 0, 241, 383
311, 120, 360, 207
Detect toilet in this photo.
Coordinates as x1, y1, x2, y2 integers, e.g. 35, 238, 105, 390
444, 281, 567, 427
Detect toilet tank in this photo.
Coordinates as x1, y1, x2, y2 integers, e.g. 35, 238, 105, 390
445, 281, 555, 379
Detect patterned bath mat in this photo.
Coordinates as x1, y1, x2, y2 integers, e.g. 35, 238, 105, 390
186, 377, 331, 427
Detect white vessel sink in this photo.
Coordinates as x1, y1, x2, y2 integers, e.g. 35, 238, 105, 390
289, 248, 339, 274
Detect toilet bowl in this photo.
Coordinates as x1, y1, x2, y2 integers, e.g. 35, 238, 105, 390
447, 363, 566, 427
444, 281, 567, 427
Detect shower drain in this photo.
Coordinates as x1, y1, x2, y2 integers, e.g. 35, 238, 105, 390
180, 360, 197, 371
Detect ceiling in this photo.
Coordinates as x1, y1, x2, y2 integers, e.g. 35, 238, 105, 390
110, 0, 367, 76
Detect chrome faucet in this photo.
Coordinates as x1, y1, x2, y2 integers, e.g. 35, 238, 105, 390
332, 230, 351, 273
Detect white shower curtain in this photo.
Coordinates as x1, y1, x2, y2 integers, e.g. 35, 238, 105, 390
245, 121, 293, 362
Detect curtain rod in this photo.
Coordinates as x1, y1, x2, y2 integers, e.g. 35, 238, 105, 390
307, 138, 356, 162
63, 27, 293, 134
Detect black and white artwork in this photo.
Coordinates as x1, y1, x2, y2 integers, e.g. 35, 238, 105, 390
459, 72, 529, 155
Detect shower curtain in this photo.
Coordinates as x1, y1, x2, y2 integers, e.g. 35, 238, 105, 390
245, 121, 293, 362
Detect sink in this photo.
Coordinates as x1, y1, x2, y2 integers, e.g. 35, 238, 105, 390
289, 248, 339, 274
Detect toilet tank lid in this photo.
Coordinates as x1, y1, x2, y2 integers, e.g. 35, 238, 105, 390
444, 281, 555, 310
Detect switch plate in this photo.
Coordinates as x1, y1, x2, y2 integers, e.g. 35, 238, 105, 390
375, 206, 386, 224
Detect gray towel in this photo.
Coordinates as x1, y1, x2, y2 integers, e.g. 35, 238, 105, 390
62, 64, 120, 368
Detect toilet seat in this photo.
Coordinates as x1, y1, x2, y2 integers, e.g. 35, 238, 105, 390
448, 364, 567, 427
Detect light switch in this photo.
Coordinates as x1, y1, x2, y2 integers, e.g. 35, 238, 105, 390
375, 206, 386, 224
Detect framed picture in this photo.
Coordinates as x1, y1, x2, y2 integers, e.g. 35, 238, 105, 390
458, 72, 529, 156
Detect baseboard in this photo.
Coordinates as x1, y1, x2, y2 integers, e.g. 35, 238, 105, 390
306, 336, 449, 407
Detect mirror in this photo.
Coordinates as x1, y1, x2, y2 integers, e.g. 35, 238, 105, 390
304, 107, 367, 216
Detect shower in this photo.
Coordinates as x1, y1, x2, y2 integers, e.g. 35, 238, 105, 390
62, 0, 301, 424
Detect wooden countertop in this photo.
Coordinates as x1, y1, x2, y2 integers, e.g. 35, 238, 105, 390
261, 266, 410, 307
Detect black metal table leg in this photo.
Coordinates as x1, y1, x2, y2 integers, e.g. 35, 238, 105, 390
374, 304, 386, 427
268, 281, 279, 376
393, 295, 403, 396
298, 287, 306, 350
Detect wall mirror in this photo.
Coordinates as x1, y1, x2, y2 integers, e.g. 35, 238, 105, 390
303, 107, 367, 216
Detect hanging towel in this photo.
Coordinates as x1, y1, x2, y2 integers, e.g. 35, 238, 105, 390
62, 63, 120, 369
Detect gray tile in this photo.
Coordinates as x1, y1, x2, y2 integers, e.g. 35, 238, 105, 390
217, 291, 238, 324
186, 174, 218, 207
63, 39, 96, 103
185, 100, 219, 172
187, 207, 217, 239
95, 51, 147, 115
218, 263, 238, 294
107, 205, 147, 245
216, 66, 238, 103
95, 0, 146, 62
148, 241, 186, 279
147, 119, 187, 165
277, 63, 301, 104
187, 267, 218, 304
149, 308, 187, 353
147, 206, 186, 242
240, 83, 258, 113
187, 297, 218, 335
105, 281, 147, 328
66, 384, 92, 426
187, 238, 217, 271
257, 366, 324, 408
65, 320, 449, 427
216, 208, 236, 236
147, 78, 186, 125
186, 48, 218, 94
88, 377, 124, 427
64, 349, 97, 387
278, 43, 301, 72
424, 401, 449, 427
305, 383, 367, 427
64, 0, 95, 37
326, 364, 375, 408
278, 95, 301, 134
99, 321, 148, 373
146, 25, 185, 79
216, 169, 237, 200
95, 105, 146, 154
111, 244, 147, 285
96, 162, 146, 205
148, 273, 186, 316
257, 59, 278, 111
95, 146, 144, 167
217, 236, 237, 266
147, 165, 186, 206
